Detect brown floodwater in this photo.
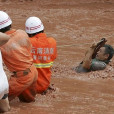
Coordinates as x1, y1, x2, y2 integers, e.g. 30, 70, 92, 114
0, 0, 114, 114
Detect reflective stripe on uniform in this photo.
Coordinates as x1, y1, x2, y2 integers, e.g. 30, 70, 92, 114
34, 62, 53, 68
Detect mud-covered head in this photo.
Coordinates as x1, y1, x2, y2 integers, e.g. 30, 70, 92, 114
0, 11, 12, 33
96, 44, 114, 63
25, 16, 44, 37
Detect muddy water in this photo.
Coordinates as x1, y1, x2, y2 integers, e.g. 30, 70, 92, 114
0, 0, 114, 114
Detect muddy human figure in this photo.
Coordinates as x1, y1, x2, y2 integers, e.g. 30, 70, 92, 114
76, 39, 114, 73
0, 32, 10, 113
0, 11, 38, 103
25, 17, 57, 94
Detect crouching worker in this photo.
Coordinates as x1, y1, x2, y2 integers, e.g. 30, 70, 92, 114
0, 32, 10, 113
76, 38, 114, 73
0, 11, 38, 103
25, 17, 57, 94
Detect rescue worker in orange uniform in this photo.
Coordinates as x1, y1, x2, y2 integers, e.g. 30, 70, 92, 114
0, 11, 38, 103
25, 17, 57, 94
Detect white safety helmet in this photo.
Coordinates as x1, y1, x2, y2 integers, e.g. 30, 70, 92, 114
25, 16, 44, 34
0, 11, 12, 29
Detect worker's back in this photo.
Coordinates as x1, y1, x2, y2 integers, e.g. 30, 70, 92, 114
30, 33, 57, 93
1, 29, 33, 71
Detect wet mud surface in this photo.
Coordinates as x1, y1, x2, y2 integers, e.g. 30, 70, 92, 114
0, 0, 114, 114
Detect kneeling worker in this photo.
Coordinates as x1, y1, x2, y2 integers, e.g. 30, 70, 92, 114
0, 32, 10, 113
25, 17, 57, 94
0, 11, 38, 103
76, 38, 114, 73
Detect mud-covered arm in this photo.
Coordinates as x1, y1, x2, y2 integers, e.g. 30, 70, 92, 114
82, 43, 96, 69
0, 32, 10, 46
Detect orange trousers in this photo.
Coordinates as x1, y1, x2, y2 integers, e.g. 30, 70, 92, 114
36, 68, 51, 93
8, 64, 38, 103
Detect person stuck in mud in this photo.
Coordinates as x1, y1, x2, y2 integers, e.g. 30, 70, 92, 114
0, 11, 38, 103
25, 16, 57, 94
0, 32, 10, 113
76, 38, 114, 73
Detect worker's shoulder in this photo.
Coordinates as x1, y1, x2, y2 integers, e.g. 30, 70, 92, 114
16, 29, 28, 37
47, 37, 56, 43
16, 29, 26, 33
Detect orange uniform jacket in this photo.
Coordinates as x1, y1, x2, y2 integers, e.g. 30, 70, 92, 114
30, 33, 57, 93
0, 29, 38, 102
